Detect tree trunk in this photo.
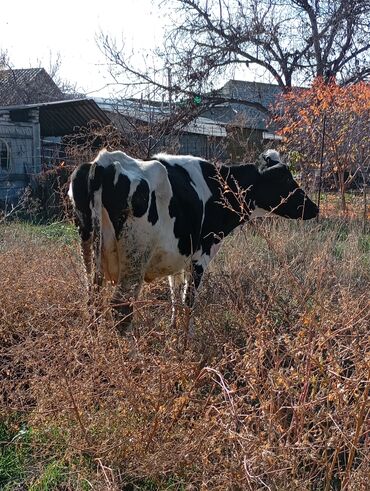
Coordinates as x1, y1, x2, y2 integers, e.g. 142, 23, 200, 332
338, 170, 347, 213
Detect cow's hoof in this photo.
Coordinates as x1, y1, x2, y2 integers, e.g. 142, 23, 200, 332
112, 303, 133, 335
116, 318, 132, 335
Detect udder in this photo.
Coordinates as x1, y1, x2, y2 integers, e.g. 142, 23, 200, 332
144, 250, 188, 282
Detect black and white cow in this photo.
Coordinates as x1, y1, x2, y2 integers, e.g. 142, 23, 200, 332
69, 149, 318, 332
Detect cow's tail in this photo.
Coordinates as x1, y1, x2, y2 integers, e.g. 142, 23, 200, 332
88, 162, 103, 285
88, 162, 120, 285
68, 163, 94, 287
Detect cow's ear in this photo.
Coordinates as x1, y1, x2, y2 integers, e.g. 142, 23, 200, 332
263, 155, 280, 168
259, 157, 282, 172
258, 150, 282, 170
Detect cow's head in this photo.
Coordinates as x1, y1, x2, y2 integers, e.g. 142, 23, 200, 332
253, 150, 319, 220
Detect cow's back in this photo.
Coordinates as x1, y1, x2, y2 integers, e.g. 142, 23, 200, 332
70, 151, 219, 284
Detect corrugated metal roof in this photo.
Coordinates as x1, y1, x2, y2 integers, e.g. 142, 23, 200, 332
96, 98, 226, 137
38, 99, 111, 136
0, 99, 111, 136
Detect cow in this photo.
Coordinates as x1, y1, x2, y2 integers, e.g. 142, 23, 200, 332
68, 149, 318, 333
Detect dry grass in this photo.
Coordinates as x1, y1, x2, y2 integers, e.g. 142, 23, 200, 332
318, 193, 369, 223
0, 218, 369, 490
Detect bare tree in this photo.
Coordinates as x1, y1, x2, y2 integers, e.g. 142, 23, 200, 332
44, 52, 83, 99
99, 0, 370, 113
0, 50, 10, 70
166, 0, 370, 86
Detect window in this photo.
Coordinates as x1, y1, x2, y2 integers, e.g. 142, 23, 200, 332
0, 139, 10, 171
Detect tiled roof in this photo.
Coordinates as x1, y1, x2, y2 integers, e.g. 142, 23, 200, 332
0, 68, 64, 105
222, 79, 282, 107
205, 80, 283, 130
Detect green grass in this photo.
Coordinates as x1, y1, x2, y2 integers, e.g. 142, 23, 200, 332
17, 221, 78, 245
0, 415, 186, 491
29, 460, 66, 491
0, 420, 31, 489
0, 419, 88, 490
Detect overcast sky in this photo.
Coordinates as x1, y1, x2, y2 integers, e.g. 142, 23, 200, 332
0, 0, 165, 97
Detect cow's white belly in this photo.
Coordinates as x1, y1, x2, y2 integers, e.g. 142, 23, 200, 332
109, 212, 194, 284
142, 213, 191, 282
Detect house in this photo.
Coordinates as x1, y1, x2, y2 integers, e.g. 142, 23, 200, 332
0, 68, 65, 106
0, 69, 286, 204
203, 80, 283, 158
96, 97, 227, 159
0, 99, 110, 203
179, 115, 227, 158
98, 81, 284, 162
95, 81, 284, 161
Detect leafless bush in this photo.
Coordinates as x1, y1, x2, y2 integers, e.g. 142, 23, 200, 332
64, 121, 130, 163
22, 163, 74, 222
0, 217, 369, 490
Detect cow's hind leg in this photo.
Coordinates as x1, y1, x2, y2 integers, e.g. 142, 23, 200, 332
185, 262, 204, 309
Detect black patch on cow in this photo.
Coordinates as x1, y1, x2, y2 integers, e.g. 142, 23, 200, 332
198, 161, 259, 255
148, 191, 159, 225
131, 179, 150, 217
158, 160, 203, 257
71, 163, 92, 241
90, 163, 131, 238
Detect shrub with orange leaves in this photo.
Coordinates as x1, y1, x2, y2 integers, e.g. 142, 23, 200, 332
273, 78, 370, 212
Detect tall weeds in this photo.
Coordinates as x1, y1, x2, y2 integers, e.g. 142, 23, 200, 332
0, 219, 369, 490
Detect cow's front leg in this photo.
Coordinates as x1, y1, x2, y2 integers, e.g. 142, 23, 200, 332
80, 237, 93, 279
185, 262, 204, 308
111, 276, 143, 335
182, 261, 204, 338
168, 271, 188, 329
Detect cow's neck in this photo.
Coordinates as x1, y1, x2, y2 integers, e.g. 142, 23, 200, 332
200, 163, 259, 255
218, 163, 259, 220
